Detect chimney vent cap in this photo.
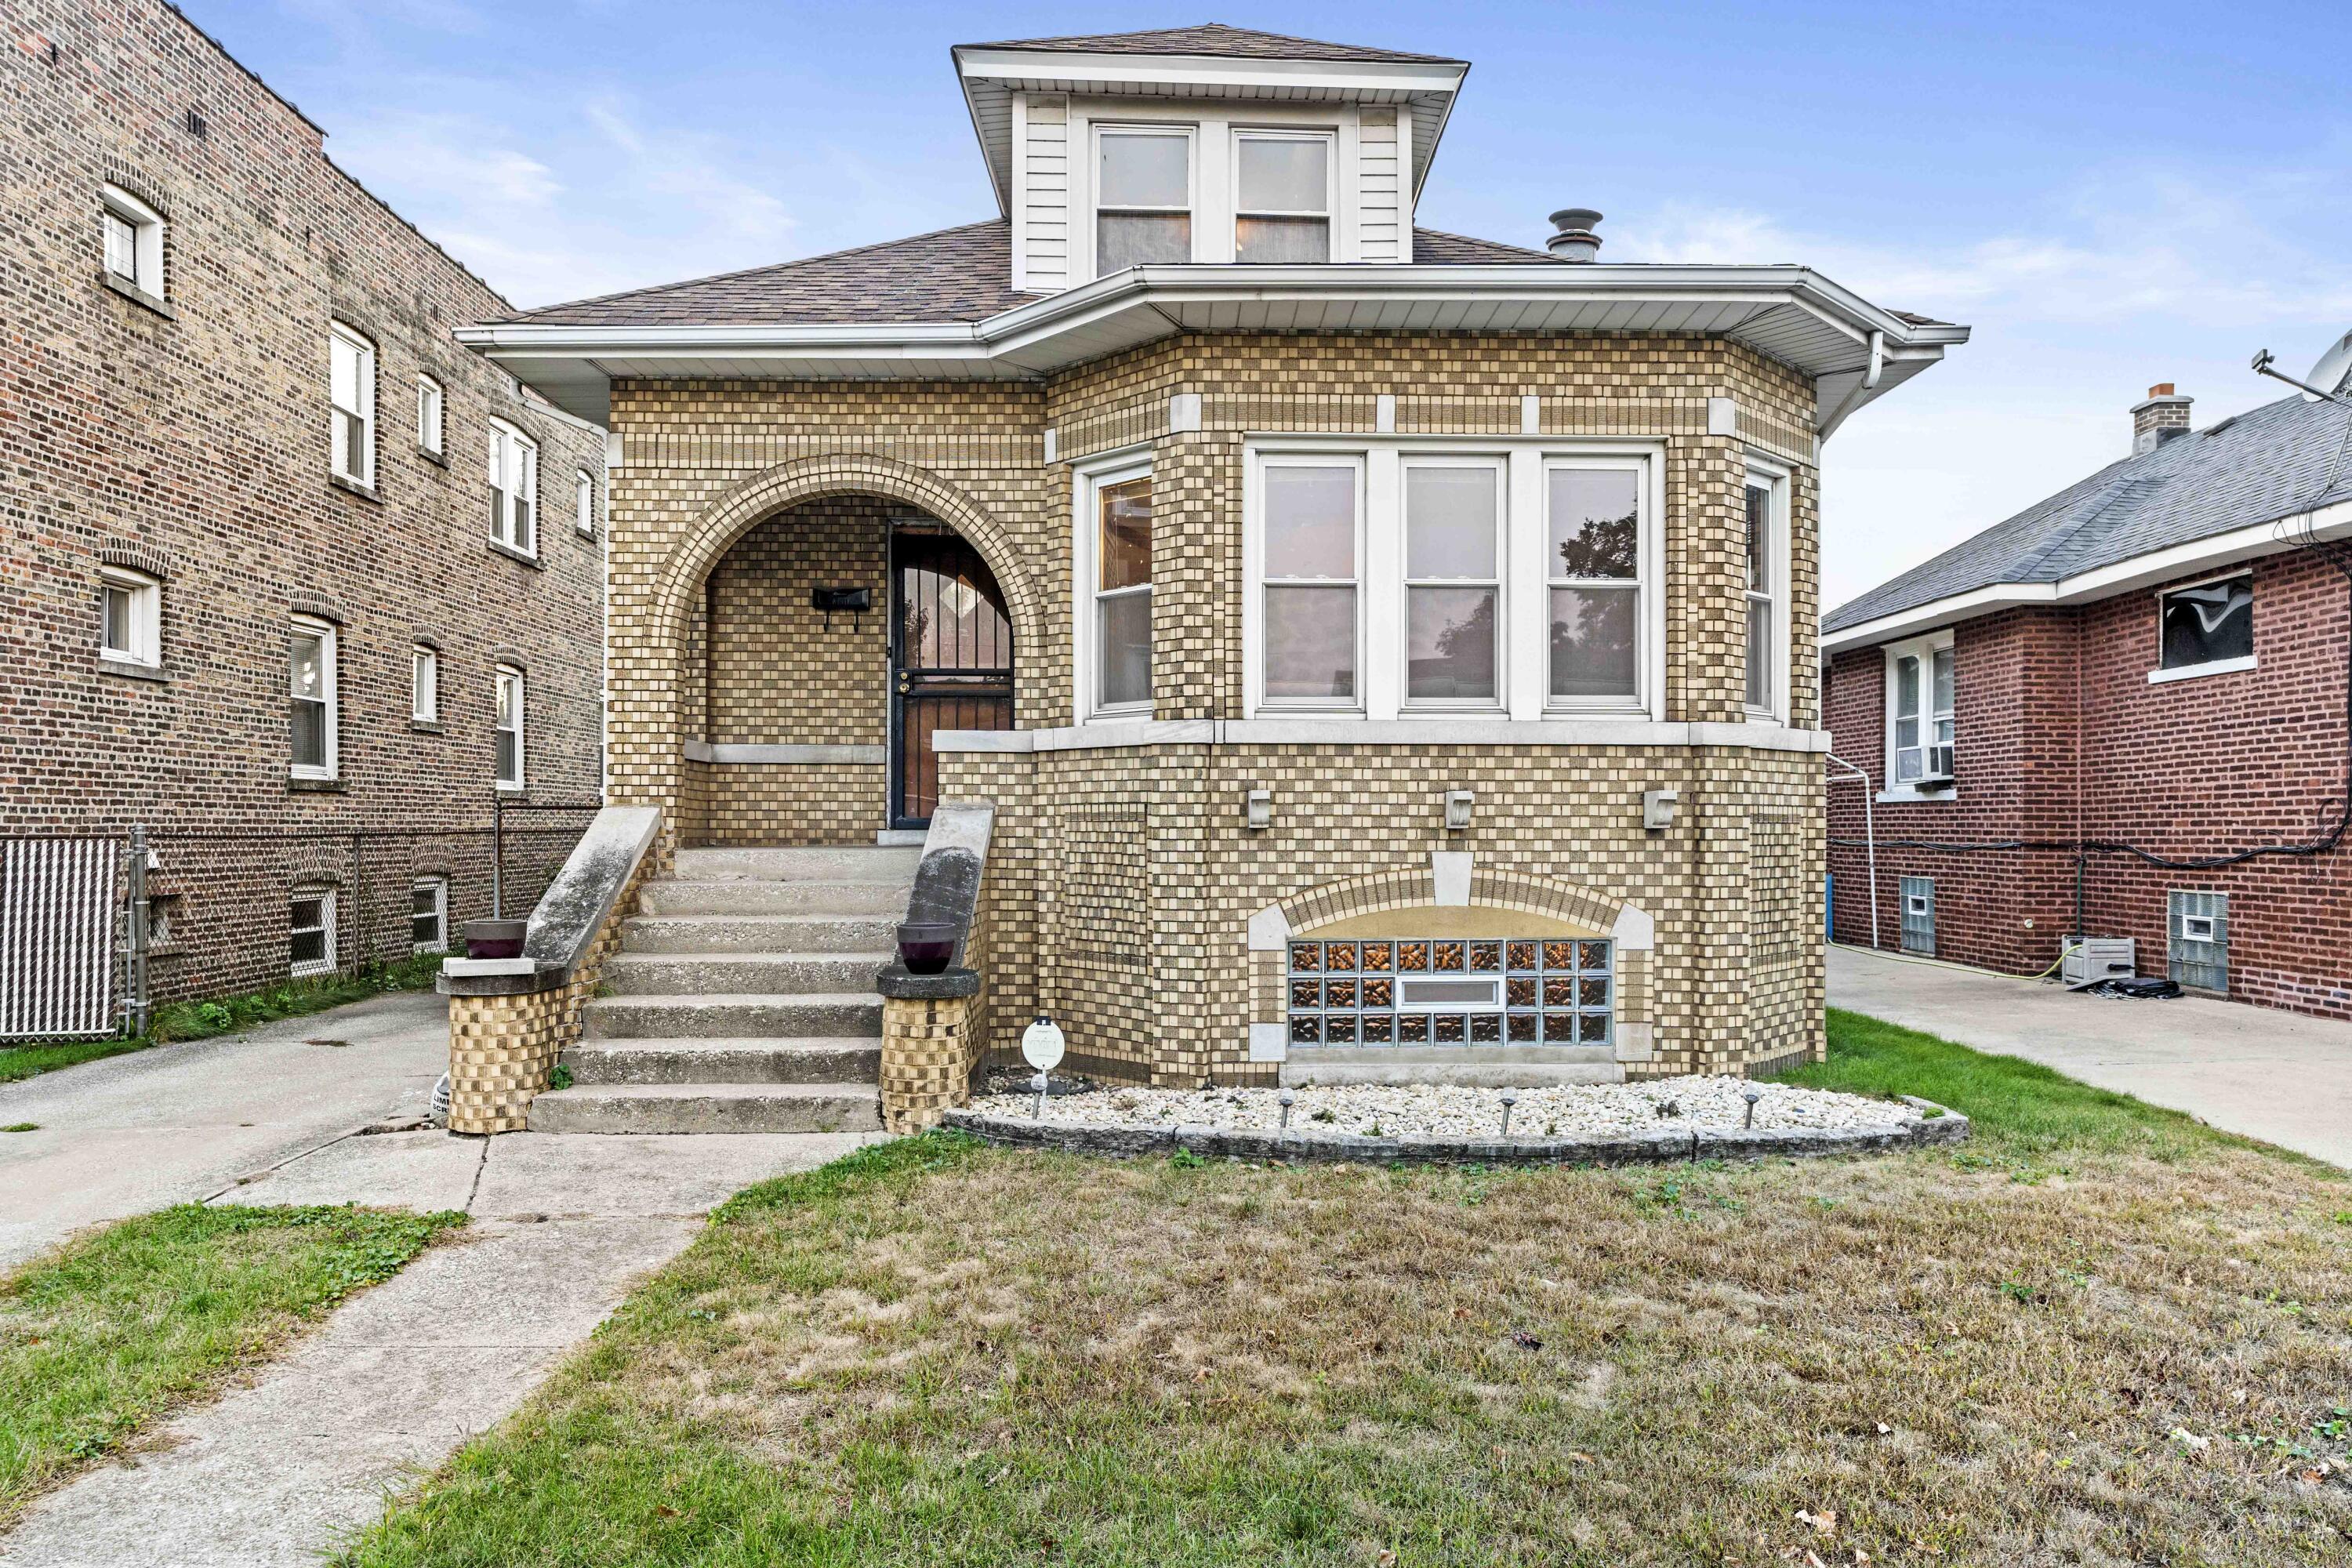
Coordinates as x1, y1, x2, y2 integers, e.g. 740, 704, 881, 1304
1545, 208, 1602, 262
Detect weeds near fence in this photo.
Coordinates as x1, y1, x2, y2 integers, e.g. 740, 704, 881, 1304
0, 951, 451, 1084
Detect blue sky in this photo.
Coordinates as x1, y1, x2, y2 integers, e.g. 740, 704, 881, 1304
189, 1, 2352, 608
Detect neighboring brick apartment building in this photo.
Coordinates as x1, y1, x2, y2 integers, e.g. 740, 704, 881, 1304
1824, 376, 2352, 1018
0, 0, 605, 1011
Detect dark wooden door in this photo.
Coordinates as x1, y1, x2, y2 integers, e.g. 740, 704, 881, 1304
891, 528, 1013, 829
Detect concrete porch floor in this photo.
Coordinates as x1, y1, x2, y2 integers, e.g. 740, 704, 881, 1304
1828, 943, 2352, 1169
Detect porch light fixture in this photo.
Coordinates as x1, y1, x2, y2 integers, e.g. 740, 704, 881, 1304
1244, 787, 1272, 831
1443, 789, 1475, 832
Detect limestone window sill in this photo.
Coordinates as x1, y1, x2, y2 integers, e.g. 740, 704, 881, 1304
487, 538, 543, 570
328, 474, 383, 504
409, 718, 445, 734
289, 776, 347, 793
417, 445, 448, 469
96, 655, 169, 684
100, 270, 174, 319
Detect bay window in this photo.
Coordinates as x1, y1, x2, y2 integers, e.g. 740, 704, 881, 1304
1086, 467, 1154, 713
328, 323, 375, 486
1547, 464, 1644, 706
488, 419, 538, 554
1883, 631, 1955, 793
1259, 457, 1362, 706
1743, 464, 1789, 717
1235, 131, 1331, 263
1403, 459, 1504, 707
1094, 127, 1192, 274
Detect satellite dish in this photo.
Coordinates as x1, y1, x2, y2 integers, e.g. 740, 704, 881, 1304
2305, 328, 2352, 403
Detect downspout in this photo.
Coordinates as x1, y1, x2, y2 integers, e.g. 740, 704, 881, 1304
1815, 329, 1886, 445
1826, 753, 1882, 950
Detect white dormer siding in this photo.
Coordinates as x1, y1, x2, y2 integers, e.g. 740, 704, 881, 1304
1015, 96, 1424, 287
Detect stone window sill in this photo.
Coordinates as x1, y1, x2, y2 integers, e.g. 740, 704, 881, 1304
96, 655, 169, 684
289, 776, 347, 793
328, 474, 382, 504
100, 270, 174, 319
410, 719, 445, 734
2147, 654, 2256, 685
488, 538, 543, 571
417, 445, 448, 469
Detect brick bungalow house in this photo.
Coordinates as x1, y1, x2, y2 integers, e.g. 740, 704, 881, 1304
448, 23, 1967, 1133
1824, 376, 2352, 1018
0, 0, 605, 1015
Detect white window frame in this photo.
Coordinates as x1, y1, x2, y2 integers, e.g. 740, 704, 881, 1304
1231, 127, 1337, 265
416, 374, 445, 456
328, 322, 376, 487
1880, 629, 1955, 802
488, 419, 539, 556
98, 566, 162, 669
289, 887, 337, 978
289, 615, 338, 781
100, 184, 165, 297
575, 469, 596, 536
1073, 454, 1156, 720
1743, 459, 1791, 720
1399, 452, 1509, 714
1090, 122, 1196, 278
409, 877, 448, 955
1240, 437, 1665, 723
495, 663, 526, 791
2148, 570, 2256, 684
411, 644, 438, 723
1247, 452, 1366, 714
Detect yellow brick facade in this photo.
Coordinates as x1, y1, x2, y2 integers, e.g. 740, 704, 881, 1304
604, 332, 1828, 1083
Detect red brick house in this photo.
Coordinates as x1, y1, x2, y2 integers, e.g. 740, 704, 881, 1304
1823, 376, 2352, 1018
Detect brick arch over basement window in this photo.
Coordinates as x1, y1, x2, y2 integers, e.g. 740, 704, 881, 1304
648, 452, 1045, 715
1259, 863, 1654, 950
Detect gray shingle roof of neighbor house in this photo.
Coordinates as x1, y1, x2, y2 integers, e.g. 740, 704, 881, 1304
962, 22, 1467, 66
494, 222, 1568, 328
1824, 392, 2352, 636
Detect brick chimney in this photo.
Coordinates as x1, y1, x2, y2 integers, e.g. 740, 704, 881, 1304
2132, 383, 2192, 456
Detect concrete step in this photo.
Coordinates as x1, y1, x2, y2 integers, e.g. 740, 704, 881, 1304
671, 846, 920, 884
621, 912, 898, 954
581, 992, 884, 1040
1279, 1046, 1624, 1089
562, 1036, 881, 1086
526, 1082, 882, 1134
639, 879, 910, 917
601, 951, 890, 997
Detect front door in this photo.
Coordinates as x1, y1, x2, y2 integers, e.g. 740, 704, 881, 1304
890, 526, 1014, 829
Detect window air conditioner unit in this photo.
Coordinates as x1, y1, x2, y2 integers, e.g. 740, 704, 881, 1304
2063, 937, 2136, 987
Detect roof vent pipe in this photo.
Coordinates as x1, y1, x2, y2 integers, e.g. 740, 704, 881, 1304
1546, 208, 1602, 262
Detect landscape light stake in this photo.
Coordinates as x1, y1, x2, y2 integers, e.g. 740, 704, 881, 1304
1279, 1088, 1295, 1130
1033, 1070, 1048, 1120
1500, 1090, 1519, 1138
1742, 1085, 1762, 1129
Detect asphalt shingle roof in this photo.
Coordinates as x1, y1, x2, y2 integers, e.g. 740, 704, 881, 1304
1825, 394, 2352, 633
960, 22, 1464, 65
497, 222, 1566, 328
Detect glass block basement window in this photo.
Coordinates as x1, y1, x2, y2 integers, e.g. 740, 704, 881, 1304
1287, 938, 1613, 1047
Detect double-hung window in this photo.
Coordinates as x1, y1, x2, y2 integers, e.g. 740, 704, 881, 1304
1884, 632, 1955, 791
1234, 131, 1332, 263
290, 887, 336, 977
495, 665, 525, 789
412, 644, 438, 723
1403, 459, 1504, 707
289, 617, 337, 780
488, 419, 538, 554
1258, 457, 1362, 706
1087, 467, 1154, 714
411, 877, 448, 954
1094, 127, 1192, 274
575, 470, 596, 535
100, 184, 165, 297
328, 324, 375, 487
416, 375, 445, 456
1548, 464, 1645, 706
2153, 573, 2253, 680
1743, 466, 1788, 717
99, 567, 162, 668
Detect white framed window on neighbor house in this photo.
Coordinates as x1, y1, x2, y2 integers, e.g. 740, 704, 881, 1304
98, 566, 162, 669
2151, 572, 2254, 682
1094, 125, 1194, 275
1403, 456, 1506, 710
1743, 461, 1791, 720
289, 616, 337, 780
575, 469, 596, 535
488, 419, 538, 555
100, 184, 165, 298
328, 323, 376, 487
1252, 454, 1363, 710
1882, 630, 1955, 797
494, 663, 525, 789
416, 374, 445, 456
1076, 460, 1155, 717
1232, 129, 1333, 263
411, 643, 438, 723
410, 877, 448, 954
289, 886, 336, 977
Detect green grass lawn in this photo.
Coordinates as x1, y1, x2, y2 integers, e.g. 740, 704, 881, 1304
0, 952, 449, 1083
0, 1203, 464, 1526
343, 1014, 2352, 1567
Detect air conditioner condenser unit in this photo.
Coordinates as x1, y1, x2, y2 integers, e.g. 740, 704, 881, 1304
2063, 937, 2136, 988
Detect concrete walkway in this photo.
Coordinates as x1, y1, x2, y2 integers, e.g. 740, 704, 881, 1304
1829, 944, 2352, 1168
0, 991, 883, 1567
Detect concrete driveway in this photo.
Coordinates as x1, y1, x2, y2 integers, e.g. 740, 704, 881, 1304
1829, 944, 2352, 1169
0, 990, 449, 1270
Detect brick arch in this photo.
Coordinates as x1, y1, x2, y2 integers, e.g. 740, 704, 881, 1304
650, 452, 1042, 700
1259, 862, 1653, 949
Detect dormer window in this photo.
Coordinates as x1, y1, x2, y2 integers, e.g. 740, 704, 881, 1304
1235, 131, 1332, 263
1094, 126, 1192, 274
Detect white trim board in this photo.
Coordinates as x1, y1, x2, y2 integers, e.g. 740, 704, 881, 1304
931, 718, 1831, 753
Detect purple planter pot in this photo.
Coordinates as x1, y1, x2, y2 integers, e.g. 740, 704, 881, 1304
896, 921, 956, 975
464, 918, 527, 960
